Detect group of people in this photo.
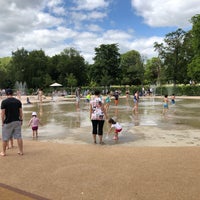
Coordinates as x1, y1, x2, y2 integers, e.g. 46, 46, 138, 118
0, 86, 176, 155
162, 94, 176, 115
0, 89, 42, 156
75, 88, 140, 145
89, 90, 123, 144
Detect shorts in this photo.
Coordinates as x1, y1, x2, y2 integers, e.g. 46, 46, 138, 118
32, 126, 38, 131
2, 121, 22, 141
115, 128, 122, 133
163, 104, 168, 108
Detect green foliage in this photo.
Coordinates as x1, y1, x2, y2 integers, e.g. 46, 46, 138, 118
144, 57, 162, 85
154, 85, 200, 96
120, 50, 144, 85
91, 44, 121, 85
190, 14, 200, 55
154, 28, 189, 85
66, 73, 77, 87
187, 14, 200, 81
187, 56, 200, 82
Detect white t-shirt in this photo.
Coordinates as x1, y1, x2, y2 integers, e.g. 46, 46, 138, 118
111, 122, 122, 130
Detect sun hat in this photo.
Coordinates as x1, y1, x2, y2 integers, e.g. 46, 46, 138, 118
32, 112, 37, 116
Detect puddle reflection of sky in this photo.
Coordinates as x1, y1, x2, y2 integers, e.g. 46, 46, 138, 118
22, 97, 200, 143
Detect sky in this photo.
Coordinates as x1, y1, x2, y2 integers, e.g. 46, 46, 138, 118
0, 0, 199, 63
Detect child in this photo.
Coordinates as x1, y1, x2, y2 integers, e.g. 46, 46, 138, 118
108, 118, 122, 140
28, 112, 42, 138
171, 94, 175, 105
163, 95, 169, 115
113, 91, 119, 106
133, 91, 139, 114
86, 92, 91, 103
104, 91, 111, 112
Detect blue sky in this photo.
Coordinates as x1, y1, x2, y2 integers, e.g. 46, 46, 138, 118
0, 0, 199, 63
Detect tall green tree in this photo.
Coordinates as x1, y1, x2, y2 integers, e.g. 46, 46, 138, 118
91, 44, 121, 86
27, 50, 48, 88
154, 28, 187, 85
10, 48, 29, 86
58, 48, 87, 86
187, 14, 200, 82
0, 57, 12, 88
120, 50, 144, 85
144, 57, 165, 85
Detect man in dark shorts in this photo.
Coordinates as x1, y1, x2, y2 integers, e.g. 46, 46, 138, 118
0, 89, 23, 156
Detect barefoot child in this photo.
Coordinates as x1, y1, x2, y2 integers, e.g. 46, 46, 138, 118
163, 95, 169, 115
28, 112, 42, 138
108, 118, 122, 140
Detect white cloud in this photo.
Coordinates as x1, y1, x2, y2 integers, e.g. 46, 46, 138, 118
46, 0, 66, 16
128, 36, 163, 58
85, 24, 103, 32
131, 0, 199, 27
0, 0, 198, 64
72, 0, 109, 11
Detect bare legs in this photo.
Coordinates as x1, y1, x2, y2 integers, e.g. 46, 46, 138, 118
17, 138, 23, 155
1, 138, 23, 156
93, 134, 103, 144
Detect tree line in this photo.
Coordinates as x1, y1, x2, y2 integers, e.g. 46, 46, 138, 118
0, 14, 200, 91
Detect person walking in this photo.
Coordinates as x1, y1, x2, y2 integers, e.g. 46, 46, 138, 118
28, 112, 42, 138
132, 91, 139, 114
113, 90, 119, 106
104, 91, 111, 112
0, 89, 23, 156
90, 90, 107, 144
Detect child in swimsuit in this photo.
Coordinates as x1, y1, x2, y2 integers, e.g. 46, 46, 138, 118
163, 95, 169, 115
171, 94, 175, 105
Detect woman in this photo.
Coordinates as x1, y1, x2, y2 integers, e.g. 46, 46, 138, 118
90, 90, 107, 144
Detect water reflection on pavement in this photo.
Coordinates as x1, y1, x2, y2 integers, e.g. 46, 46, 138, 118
22, 97, 200, 146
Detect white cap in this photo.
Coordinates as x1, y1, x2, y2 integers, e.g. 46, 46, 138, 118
32, 112, 37, 116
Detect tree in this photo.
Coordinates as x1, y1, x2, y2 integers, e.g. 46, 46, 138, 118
66, 73, 77, 94
27, 50, 48, 88
144, 57, 164, 85
58, 48, 88, 86
154, 28, 187, 85
0, 57, 12, 88
92, 44, 121, 86
187, 56, 200, 82
187, 14, 200, 82
10, 48, 29, 85
120, 50, 144, 85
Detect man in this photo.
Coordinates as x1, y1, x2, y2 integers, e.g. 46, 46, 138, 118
0, 89, 23, 156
